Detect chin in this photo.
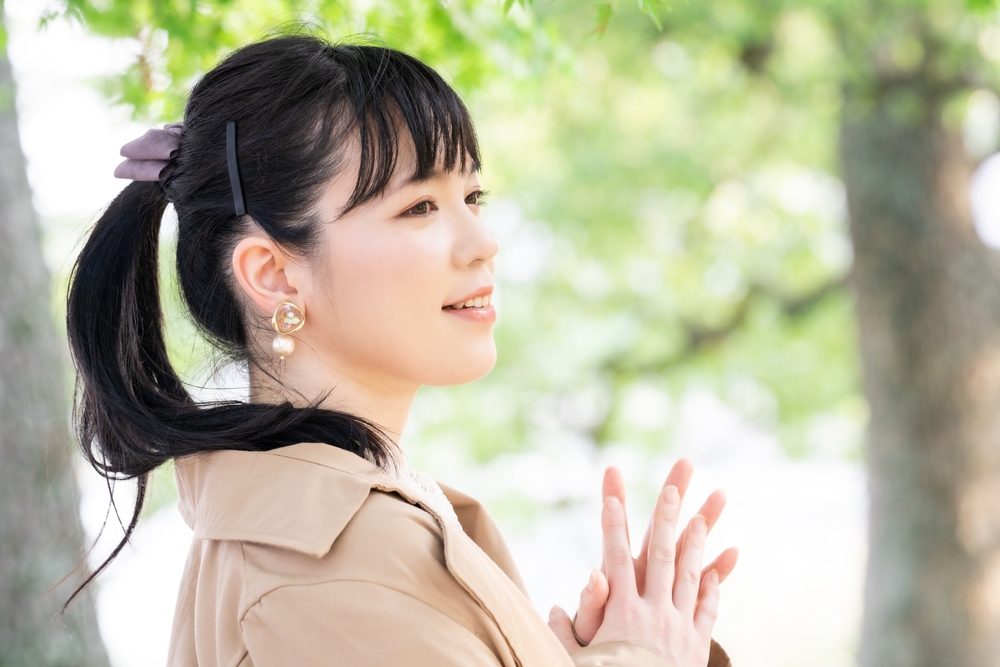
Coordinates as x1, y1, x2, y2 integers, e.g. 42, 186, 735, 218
424, 342, 497, 387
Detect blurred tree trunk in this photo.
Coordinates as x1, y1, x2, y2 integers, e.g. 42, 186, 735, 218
843, 42, 1000, 667
0, 11, 110, 667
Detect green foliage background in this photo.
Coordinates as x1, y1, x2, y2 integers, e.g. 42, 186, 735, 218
43, 0, 1000, 485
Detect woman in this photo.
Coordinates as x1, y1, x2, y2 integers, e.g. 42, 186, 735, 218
67, 34, 738, 666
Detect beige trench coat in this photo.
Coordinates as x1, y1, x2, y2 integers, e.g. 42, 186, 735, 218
167, 442, 731, 667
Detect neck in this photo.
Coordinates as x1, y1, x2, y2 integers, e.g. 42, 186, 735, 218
248, 355, 418, 446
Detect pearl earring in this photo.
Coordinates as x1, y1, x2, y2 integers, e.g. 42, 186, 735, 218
271, 301, 305, 359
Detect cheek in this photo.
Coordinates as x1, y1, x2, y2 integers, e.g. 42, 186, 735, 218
332, 239, 431, 318
314, 226, 495, 385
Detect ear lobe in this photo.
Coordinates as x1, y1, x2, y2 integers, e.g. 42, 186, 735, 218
231, 236, 300, 317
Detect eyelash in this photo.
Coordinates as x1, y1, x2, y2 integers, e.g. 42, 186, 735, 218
403, 189, 489, 217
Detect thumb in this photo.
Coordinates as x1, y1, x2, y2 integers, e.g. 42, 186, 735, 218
548, 605, 579, 654
575, 568, 608, 645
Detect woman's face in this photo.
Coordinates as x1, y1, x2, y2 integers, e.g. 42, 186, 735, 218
296, 145, 499, 392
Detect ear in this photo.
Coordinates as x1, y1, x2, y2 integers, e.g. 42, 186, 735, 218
231, 236, 302, 317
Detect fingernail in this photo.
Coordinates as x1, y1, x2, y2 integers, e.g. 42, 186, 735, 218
663, 485, 679, 507
707, 569, 719, 586
605, 495, 622, 512
587, 569, 598, 593
692, 514, 706, 535
549, 605, 559, 620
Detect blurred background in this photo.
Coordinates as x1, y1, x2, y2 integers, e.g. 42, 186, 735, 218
2, 0, 1000, 666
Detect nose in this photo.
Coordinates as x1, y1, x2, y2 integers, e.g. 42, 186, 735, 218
452, 207, 499, 268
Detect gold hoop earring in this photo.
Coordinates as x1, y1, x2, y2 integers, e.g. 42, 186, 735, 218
271, 301, 305, 359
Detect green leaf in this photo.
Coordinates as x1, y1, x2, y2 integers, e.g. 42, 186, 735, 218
594, 3, 613, 34
638, 0, 664, 29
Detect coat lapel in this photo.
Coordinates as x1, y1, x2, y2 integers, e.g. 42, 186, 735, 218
440, 484, 529, 596
437, 512, 576, 667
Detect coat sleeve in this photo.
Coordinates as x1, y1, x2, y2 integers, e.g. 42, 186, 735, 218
241, 579, 504, 666
571, 639, 732, 667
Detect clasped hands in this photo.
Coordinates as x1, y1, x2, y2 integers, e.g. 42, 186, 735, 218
548, 459, 739, 665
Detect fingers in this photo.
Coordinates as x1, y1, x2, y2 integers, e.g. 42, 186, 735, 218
693, 569, 720, 638
672, 513, 707, 615
663, 458, 695, 497
600, 462, 730, 612
602, 467, 630, 547
636, 463, 715, 591
548, 605, 579, 654
642, 484, 680, 603
696, 489, 727, 532
673, 489, 726, 557
702, 546, 739, 585
602, 495, 637, 597
574, 568, 608, 645
602, 466, 628, 504
635, 459, 693, 589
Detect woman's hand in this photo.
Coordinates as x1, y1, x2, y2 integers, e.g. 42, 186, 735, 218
548, 461, 738, 662
570, 462, 739, 645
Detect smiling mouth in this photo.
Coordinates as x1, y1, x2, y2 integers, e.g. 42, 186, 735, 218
443, 293, 493, 310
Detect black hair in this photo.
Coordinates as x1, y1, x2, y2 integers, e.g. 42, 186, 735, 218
64, 34, 480, 606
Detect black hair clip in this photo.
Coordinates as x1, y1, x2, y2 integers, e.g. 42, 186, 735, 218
226, 121, 246, 216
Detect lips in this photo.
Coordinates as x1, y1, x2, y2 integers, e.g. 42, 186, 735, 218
443, 285, 497, 324
444, 302, 497, 324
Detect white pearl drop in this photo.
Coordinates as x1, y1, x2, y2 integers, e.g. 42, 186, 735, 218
272, 334, 295, 358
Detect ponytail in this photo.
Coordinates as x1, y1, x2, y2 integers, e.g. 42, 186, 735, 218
70, 182, 180, 475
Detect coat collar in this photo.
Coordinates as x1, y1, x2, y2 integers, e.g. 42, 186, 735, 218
174, 441, 523, 587
175, 442, 421, 558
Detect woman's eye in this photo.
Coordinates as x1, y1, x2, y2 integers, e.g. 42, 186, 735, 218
466, 190, 488, 206
406, 200, 433, 216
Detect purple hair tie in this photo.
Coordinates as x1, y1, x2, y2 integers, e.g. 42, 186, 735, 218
114, 122, 182, 181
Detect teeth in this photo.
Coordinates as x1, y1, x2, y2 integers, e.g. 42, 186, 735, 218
447, 293, 492, 309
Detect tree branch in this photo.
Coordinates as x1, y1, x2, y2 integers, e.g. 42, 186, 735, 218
606, 274, 849, 377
